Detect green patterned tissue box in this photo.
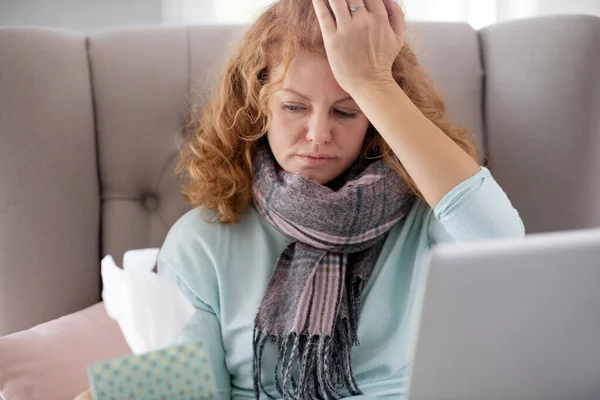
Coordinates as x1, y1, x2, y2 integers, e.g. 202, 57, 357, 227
87, 340, 214, 400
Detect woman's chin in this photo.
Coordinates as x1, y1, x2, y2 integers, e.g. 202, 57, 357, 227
297, 172, 326, 184
286, 163, 338, 186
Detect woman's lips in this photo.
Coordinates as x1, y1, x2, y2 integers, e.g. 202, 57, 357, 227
297, 154, 335, 166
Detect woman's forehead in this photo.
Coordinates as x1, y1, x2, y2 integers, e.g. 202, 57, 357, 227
272, 54, 351, 102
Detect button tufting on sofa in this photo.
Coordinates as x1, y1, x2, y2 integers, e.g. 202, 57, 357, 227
143, 195, 159, 211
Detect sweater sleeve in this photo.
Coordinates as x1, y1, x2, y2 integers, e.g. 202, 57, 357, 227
428, 166, 526, 246
156, 215, 231, 399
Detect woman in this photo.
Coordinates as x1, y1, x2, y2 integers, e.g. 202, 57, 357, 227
157, 0, 524, 399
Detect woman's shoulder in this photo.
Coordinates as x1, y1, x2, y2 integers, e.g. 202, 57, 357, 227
165, 207, 219, 242
159, 203, 280, 275
164, 204, 263, 249
157, 205, 267, 309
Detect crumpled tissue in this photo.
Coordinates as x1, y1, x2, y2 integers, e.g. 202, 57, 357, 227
101, 248, 196, 355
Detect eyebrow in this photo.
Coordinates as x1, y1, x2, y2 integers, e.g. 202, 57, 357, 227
278, 88, 354, 104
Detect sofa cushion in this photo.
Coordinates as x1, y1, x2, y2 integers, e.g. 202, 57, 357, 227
0, 302, 131, 400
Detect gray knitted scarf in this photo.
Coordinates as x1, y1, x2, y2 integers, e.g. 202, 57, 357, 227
251, 141, 416, 399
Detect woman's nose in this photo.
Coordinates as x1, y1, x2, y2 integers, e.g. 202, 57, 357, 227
305, 113, 332, 145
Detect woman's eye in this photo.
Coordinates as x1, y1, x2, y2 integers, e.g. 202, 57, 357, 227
335, 109, 358, 119
282, 104, 357, 120
282, 104, 305, 112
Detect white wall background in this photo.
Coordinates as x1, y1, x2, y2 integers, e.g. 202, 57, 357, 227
162, 0, 600, 29
0, 0, 162, 31
498, 0, 600, 21
0, 0, 599, 31
161, 0, 499, 29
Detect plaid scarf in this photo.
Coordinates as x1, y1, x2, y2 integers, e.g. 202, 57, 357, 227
251, 141, 416, 399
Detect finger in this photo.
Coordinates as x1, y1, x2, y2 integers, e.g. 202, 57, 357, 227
328, 0, 352, 26
363, 0, 388, 16
313, 0, 337, 33
345, 0, 368, 18
383, 0, 405, 38
74, 389, 93, 400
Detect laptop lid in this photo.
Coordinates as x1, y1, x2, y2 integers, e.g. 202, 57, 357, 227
407, 228, 600, 400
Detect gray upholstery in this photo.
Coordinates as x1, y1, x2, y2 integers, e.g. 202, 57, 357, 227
407, 22, 486, 164
0, 28, 100, 336
0, 15, 598, 336
480, 15, 600, 234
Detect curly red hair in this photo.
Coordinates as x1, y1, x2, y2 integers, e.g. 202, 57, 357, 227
175, 0, 479, 223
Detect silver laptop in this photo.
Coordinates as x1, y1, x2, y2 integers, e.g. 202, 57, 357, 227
407, 227, 600, 400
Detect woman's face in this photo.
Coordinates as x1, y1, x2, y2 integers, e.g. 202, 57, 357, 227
266, 52, 371, 185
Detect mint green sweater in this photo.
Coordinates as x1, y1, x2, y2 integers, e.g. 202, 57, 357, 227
157, 166, 525, 399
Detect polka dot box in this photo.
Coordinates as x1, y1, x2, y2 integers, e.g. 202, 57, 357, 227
86, 340, 214, 400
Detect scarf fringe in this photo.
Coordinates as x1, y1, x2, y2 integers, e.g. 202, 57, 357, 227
252, 317, 364, 400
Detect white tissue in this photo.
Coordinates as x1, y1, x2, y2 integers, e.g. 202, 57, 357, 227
101, 248, 196, 355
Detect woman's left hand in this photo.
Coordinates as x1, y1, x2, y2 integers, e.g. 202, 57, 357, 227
312, 0, 406, 94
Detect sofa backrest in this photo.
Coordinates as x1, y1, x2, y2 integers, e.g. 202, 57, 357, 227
480, 15, 600, 234
0, 15, 598, 335
1, 28, 101, 336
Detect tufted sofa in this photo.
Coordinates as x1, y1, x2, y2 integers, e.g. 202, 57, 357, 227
0, 14, 599, 399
